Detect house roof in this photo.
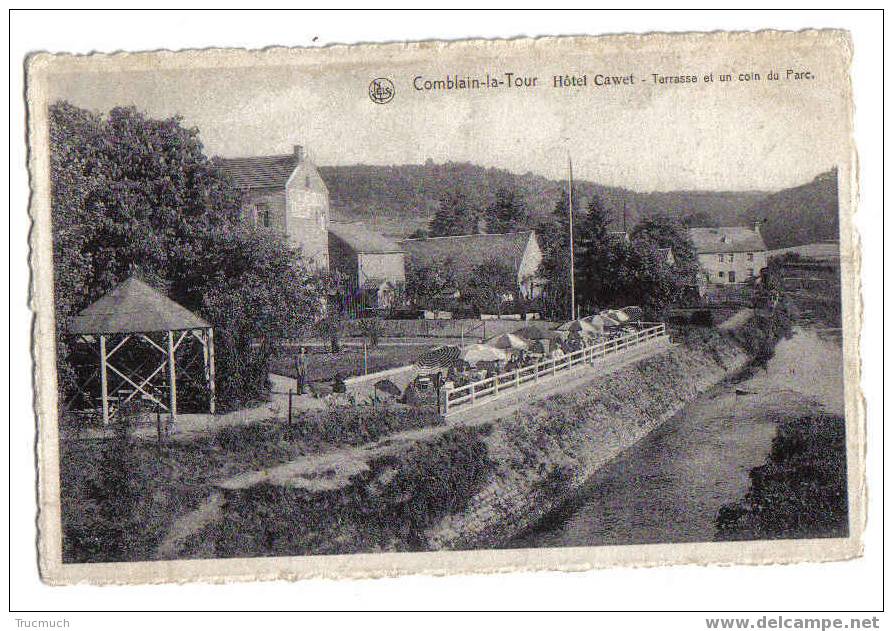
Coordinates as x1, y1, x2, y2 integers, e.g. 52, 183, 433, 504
656, 247, 675, 264
400, 231, 534, 276
68, 277, 210, 335
688, 227, 767, 254
329, 222, 403, 254
217, 153, 301, 189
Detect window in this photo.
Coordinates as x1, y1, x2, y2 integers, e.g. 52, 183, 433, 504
748, 268, 755, 278
728, 253, 734, 263
747, 252, 754, 262
718, 254, 724, 262
305, 175, 311, 189
728, 271, 736, 283
718, 271, 725, 278
256, 203, 271, 228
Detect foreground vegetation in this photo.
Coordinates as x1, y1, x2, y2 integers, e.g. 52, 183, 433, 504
715, 414, 848, 541
60, 402, 442, 563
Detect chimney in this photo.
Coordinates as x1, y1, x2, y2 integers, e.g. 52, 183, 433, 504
293, 144, 304, 162
753, 220, 762, 236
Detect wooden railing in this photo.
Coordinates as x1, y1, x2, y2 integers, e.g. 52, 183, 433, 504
443, 323, 667, 416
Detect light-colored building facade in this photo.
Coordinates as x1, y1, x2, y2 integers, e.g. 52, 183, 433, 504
689, 224, 768, 286
328, 222, 406, 310
219, 145, 330, 269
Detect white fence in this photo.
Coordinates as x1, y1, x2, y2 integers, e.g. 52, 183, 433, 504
443, 323, 668, 416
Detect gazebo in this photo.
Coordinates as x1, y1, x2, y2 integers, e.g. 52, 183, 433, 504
68, 277, 216, 425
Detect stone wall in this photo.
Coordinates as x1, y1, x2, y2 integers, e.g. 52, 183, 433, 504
424, 327, 750, 549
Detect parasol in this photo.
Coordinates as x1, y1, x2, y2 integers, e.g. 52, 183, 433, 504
460, 344, 509, 365
556, 319, 600, 336
486, 332, 530, 351
415, 345, 461, 369
601, 309, 630, 324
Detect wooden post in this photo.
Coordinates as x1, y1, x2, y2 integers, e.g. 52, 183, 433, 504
288, 389, 293, 426
167, 331, 177, 421
363, 341, 368, 375
470, 382, 476, 404
207, 328, 216, 415
515, 369, 520, 389
99, 334, 110, 425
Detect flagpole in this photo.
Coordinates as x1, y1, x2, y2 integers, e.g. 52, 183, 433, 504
567, 154, 576, 321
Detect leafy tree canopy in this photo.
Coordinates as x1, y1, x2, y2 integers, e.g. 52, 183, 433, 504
50, 101, 323, 410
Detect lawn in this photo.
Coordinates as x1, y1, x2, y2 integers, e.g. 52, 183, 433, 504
269, 343, 438, 382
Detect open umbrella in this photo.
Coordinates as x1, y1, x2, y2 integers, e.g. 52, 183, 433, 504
486, 332, 530, 351
460, 344, 509, 365
580, 314, 607, 332
620, 306, 644, 322
415, 345, 461, 369
556, 319, 600, 336
601, 309, 630, 324
513, 324, 564, 341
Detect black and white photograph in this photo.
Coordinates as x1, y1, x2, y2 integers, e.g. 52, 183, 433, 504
25, 28, 862, 586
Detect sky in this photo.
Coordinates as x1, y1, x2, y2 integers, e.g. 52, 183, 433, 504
44, 37, 851, 192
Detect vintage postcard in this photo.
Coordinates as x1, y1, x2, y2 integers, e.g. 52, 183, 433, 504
27, 30, 861, 585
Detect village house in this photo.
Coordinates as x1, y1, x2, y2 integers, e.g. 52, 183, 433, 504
328, 222, 406, 311
219, 145, 331, 269
688, 223, 768, 287
399, 230, 545, 300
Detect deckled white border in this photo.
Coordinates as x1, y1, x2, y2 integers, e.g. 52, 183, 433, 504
27, 30, 863, 586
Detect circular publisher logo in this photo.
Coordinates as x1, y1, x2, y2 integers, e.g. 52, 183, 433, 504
369, 78, 395, 104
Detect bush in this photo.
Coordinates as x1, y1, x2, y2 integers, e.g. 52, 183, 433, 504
689, 309, 715, 327
715, 414, 848, 541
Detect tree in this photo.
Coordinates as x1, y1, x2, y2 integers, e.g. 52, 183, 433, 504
536, 189, 584, 319
464, 259, 518, 316
429, 189, 479, 237
630, 215, 700, 308
404, 256, 459, 309
576, 194, 613, 312
49, 101, 323, 411
485, 187, 529, 234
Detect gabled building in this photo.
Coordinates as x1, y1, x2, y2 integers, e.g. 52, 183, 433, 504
218, 145, 330, 269
400, 230, 544, 299
328, 222, 406, 310
688, 223, 768, 286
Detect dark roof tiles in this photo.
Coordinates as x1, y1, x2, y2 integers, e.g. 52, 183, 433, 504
69, 277, 210, 335
400, 231, 534, 276
217, 154, 300, 189
688, 227, 767, 254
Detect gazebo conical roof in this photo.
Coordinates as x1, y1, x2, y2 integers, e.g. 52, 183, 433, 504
69, 277, 210, 335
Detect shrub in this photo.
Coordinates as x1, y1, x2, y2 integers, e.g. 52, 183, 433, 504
689, 309, 715, 327
715, 414, 848, 541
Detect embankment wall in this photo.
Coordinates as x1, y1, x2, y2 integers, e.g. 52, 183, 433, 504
201, 311, 788, 558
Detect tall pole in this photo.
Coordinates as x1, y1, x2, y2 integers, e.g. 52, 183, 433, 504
167, 331, 178, 421
567, 154, 576, 322
99, 334, 110, 425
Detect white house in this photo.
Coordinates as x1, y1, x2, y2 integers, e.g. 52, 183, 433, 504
688, 223, 768, 286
